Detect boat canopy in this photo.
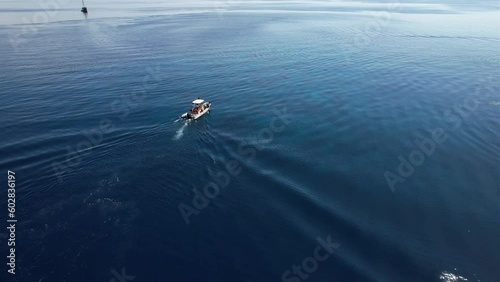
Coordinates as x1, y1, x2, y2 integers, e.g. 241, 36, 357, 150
192, 99, 204, 104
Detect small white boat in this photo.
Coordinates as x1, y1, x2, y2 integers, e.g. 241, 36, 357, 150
180, 98, 211, 120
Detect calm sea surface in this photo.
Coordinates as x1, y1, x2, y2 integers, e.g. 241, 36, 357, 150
0, 0, 499, 281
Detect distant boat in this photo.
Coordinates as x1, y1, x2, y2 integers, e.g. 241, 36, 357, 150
81, 0, 88, 13
180, 98, 211, 120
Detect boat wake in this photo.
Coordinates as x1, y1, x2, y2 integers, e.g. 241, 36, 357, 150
173, 123, 188, 140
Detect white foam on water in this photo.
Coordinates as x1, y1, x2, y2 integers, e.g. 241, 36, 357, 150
440, 271, 469, 282
173, 123, 188, 140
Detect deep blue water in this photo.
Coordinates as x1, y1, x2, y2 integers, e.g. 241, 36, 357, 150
1, 1, 499, 281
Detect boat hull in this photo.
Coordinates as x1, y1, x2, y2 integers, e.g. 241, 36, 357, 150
181, 103, 211, 120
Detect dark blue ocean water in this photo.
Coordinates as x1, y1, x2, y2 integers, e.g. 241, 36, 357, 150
1, 1, 499, 281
